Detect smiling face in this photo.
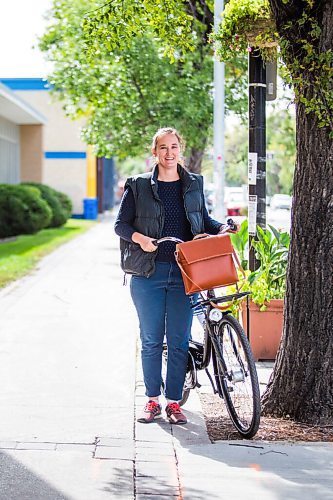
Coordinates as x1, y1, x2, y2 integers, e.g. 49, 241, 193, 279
152, 133, 181, 173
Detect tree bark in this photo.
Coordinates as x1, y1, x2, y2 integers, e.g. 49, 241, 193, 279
186, 147, 205, 173
262, 0, 333, 424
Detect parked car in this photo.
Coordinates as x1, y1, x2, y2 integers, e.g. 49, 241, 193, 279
224, 186, 247, 216
270, 194, 292, 210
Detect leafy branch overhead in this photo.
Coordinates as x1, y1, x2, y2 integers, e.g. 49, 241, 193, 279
40, 0, 332, 161
82, 0, 218, 59
211, 0, 333, 132
211, 0, 278, 61
39, 0, 246, 163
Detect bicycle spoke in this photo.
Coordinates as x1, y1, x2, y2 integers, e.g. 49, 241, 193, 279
214, 316, 260, 437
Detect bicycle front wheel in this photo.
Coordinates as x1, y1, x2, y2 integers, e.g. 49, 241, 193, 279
214, 315, 261, 438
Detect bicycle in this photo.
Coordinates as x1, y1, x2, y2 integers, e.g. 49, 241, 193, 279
154, 220, 261, 439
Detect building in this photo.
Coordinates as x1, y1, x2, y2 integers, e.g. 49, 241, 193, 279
0, 78, 115, 217
0, 81, 46, 185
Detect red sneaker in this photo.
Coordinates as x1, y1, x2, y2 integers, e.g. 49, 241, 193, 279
137, 400, 162, 423
165, 402, 187, 425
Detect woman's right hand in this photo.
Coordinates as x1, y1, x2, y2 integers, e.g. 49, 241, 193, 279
132, 232, 157, 253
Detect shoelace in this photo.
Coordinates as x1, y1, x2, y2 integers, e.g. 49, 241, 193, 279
145, 401, 160, 412
167, 402, 181, 414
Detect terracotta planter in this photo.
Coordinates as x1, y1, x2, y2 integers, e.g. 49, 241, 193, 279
242, 299, 284, 361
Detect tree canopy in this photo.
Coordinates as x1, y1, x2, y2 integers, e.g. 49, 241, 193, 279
40, 0, 247, 167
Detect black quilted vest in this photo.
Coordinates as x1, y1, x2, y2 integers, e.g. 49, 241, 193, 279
120, 164, 205, 277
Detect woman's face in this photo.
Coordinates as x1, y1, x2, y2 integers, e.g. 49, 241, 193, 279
153, 133, 181, 171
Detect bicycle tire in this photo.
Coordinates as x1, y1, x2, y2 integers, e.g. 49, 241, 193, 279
213, 315, 261, 438
179, 374, 191, 407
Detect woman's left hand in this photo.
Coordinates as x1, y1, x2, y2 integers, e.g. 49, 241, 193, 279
229, 223, 240, 233
218, 222, 239, 234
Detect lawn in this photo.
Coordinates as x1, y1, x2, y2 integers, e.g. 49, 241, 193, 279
0, 219, 96, 288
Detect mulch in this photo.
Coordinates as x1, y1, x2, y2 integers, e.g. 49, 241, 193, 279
200, 392, 333, 442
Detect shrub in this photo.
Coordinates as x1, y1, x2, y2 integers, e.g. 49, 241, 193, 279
23, 183, 72, 228
53, 190, 72, 221
230, 220, 290, 310
0, 184, 52, 238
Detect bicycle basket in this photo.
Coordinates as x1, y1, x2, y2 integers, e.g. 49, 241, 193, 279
175, 234, 242, 295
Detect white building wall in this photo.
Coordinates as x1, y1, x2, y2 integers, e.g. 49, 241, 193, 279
16, 91, 86, 150
15, 90, 87, 214
0, 116, 20, 184
43, 159, 86, 213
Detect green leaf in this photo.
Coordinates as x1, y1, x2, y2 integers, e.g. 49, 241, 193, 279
38, 0, 248, 165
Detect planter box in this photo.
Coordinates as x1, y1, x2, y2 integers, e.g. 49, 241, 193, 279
242, 299, 284, 361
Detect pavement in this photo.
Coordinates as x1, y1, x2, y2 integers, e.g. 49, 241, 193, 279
0, 213, 332, 500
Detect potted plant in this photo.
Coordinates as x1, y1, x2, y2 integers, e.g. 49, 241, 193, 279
231, 221, 290, 360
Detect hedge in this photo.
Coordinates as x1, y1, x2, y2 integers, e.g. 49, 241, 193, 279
23, 182, 73, 228
0, 184, 52, 238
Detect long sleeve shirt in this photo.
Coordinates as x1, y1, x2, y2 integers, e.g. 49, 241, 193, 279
115, 180, 223, 262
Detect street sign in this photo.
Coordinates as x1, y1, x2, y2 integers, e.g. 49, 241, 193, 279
266, 60, 277, 101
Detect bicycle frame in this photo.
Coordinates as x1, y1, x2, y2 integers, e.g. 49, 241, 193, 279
189, 290, 251, 396
155, 228, 260, 437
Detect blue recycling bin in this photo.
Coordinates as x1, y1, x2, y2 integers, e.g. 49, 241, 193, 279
83, 198, 98, 220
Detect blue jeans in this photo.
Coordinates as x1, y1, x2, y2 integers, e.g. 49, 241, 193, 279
130, 261, 193, 401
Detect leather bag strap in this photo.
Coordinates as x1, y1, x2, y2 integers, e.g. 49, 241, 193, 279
231, 248, 246, 280
175, 252, 203, 292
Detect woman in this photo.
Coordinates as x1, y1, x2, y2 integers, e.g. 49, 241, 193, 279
115, 127, 228, 425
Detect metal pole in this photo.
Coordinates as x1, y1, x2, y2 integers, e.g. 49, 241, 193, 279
213, 0, 225, 221
248, 48, 266, 271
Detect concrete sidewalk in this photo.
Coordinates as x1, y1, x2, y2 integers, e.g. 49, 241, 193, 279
0, 215, 332, 500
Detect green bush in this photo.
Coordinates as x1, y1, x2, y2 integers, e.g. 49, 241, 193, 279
23, 183, 72, 228
53, 189, 72, 221
0, 184, 52, 238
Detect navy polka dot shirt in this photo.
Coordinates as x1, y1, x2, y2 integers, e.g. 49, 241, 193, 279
156, 180, 193, 261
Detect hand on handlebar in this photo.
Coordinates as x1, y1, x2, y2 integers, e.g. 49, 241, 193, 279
219, 218, 239, 234
142, 238, 159, 252
132, 232, 158, 252
133, 219, 239, 251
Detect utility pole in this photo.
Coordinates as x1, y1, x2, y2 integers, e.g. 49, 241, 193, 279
248, 48, 266, 271
213, 0, 225, 221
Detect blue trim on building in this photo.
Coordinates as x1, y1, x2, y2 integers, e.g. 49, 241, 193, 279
45, 152, 87, 159
0, 78, 52, 91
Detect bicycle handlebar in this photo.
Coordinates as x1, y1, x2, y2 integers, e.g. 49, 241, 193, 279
152, 218, 237, 246
152, 237, 184, 246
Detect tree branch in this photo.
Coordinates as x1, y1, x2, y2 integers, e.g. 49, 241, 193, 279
269, 0, 322, 32
186, 0, 213, 29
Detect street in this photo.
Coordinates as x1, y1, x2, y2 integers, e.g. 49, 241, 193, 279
267, 207, 292, 233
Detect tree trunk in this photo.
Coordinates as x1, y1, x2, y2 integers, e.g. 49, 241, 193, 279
186, 147, 205, 173
262, 0, 333, 424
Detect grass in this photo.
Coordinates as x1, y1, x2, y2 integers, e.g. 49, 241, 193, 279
0, 219, 96, 289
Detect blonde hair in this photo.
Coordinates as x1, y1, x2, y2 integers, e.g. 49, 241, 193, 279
151, 127, 186, 155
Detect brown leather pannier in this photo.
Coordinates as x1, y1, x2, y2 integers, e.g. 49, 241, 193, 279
175, 234, 241, 295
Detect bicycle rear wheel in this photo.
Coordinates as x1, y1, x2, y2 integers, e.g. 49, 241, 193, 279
214, 315, 260, 438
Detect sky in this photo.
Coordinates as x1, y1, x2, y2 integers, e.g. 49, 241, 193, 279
0, 0, 53, 78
